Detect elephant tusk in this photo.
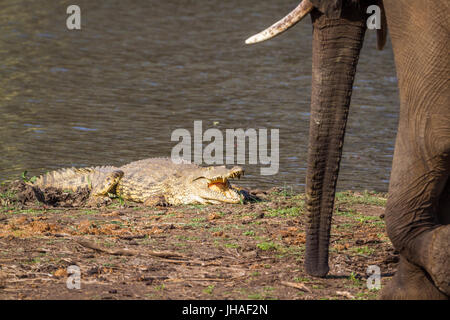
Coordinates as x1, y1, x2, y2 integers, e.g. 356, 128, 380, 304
245, 0, 314, 44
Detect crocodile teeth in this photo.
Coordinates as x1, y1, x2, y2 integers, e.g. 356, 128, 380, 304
228, 171, 243, 180
211, 177, 227, 184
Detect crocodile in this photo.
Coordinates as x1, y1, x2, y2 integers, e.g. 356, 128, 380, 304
30, 158, 245, 206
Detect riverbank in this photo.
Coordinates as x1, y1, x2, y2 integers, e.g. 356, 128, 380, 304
0, 181, 396, 300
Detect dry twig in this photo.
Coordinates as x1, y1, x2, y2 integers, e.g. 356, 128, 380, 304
280, 281, 312, 293
75, 238, 185, 259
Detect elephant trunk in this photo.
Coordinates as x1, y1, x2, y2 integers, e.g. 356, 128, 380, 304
304, 9, 367, 277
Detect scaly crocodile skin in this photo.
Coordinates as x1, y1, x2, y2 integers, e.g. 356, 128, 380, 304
31, 158, 244, 206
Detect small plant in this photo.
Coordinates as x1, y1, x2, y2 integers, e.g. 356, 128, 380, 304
312, 284, 324, 289
348, 272, 363, 287
30, 257, 41, 264
224, 242, 239, 249
21, 171, 37, 183
335, 191, 387, 207
154, 284, 165, 291
280, 184, 294, 197
117, 195, 125, 206
247, 287, 276, 300
0, 190, 16, 200
352, 245, 375, 255
247, 293, 263, 300
80, 209, 97, 216
294, 277, 310, 283
185, 222, 204, 229
203, 285, 215, 295
257, 241, 278, 251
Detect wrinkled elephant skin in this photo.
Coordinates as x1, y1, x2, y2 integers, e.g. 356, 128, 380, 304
246, 0, 449, 299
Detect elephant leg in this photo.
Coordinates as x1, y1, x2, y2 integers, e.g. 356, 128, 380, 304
380, 255, 447, 300
429, 178, 450, 295
383, 0, 450, 298
384, 153, 449, 301
437, 178, 450, 224
384, 126, 450, 297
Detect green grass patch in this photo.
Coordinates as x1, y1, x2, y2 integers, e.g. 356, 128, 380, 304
294, 276, 311, 283
256, 241, 278, 251
154, 284, 166, 291
79, 209, 99, 216
348, 272, 364, 287
21, 171, 37, 184
224, 242, 239, 249
203, 285, 215, 295
243, 230, 256, 236
336, 191, 387, 207
351, 246, 375, 255
184, 222, 205, 229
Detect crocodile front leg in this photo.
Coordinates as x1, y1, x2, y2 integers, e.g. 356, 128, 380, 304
86, 170, 124, 207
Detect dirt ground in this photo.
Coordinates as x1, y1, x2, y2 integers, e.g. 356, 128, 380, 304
0, 181, 397, 300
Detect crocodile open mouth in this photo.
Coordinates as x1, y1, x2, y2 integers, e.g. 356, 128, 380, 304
208, 180, 232, 193
207, 168, 244, 195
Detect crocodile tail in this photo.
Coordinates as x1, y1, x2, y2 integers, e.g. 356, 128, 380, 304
33, 166, 120, 192
32, 167, 97, 191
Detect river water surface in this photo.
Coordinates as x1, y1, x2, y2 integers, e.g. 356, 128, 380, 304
0, 0, 399, 191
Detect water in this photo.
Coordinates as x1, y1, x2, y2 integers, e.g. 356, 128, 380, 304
0, 0, 399, 192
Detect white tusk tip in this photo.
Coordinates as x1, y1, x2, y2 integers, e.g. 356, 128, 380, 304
245, 37, 254, 45
245, 35, 261, 45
